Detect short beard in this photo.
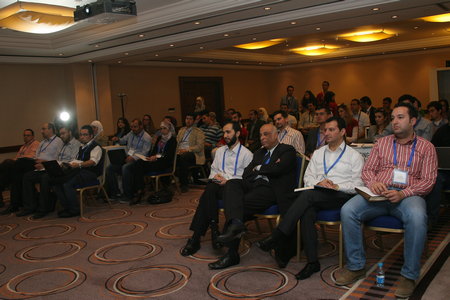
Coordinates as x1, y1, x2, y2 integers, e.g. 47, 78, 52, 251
226, 135, 237, 147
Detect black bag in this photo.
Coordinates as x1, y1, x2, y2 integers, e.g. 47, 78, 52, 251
147, 189, 173, 204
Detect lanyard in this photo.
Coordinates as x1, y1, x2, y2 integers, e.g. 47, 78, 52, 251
131, 132, 144, 150
393, 138, 417, 168
316, 129, 325, 148
279, 130, 287, 142
181, 128, 192, 142
222, 144, 242, 176
39, 136, 56, 153
323, 143, 346, 176
58, 144, 67, 160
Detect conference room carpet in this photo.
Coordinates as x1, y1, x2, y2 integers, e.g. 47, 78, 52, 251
0, 188, 448, 299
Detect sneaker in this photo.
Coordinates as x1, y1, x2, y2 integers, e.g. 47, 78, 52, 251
335, 268, 366, 286
395, 276, 415, 298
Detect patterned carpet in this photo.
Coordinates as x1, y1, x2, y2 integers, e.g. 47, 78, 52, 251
0, 189, 448, 299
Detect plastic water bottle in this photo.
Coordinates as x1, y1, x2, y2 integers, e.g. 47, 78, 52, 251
376, 262, 385, 287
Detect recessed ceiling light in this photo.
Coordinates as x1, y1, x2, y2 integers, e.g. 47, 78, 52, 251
344, 56, 348, 59
178, 58, 182, 61
194, 21, 200, 25
264, 7, 271, 11
258, 62, 262, 65
138, 34, 144, 37
88, 59, 92, 62
252, 37, 257, 40
290, 21, 297, 25
209, 60, 213, 62
316, 27, 321, 30
285, 44, 289, 46
372, 7, 380, 11
155, 54, 159, 57
199, 46, 204, 49
170, 44, 174, 47
224, 33, 229, 37
118, 60, 122, 63
414, 26, 419, 29
94, 44, 99, 48
431, 32, 435, 35
382, 52, 385, 54
235, 61, 239, 64
124, 52, 129, 55
391, 15, 398, 19
58, 53, 63, 56
423, 47, 427, 50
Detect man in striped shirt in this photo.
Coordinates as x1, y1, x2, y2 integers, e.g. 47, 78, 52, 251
336, 102, 437, 298
273, 110, 305, 154
200, 111, 223, 159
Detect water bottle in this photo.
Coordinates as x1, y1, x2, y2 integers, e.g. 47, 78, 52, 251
376, 262, 385, 287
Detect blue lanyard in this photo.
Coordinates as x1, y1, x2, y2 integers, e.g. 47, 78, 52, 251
181, 129, 192, 142
393, 138, 417, 167
222, 144, 242, 176
323, 143, 346, 176
131, 132, 144, 150
279, 130, 287, 142
39, 136, 56, 153
58, 144, 67, 160
316, 130, 325, 148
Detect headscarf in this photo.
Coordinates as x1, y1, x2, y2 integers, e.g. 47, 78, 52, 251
90, 120, 104, 138
194, 96, 206, 112
160, 121, 174, 143
258, 107, 269, 122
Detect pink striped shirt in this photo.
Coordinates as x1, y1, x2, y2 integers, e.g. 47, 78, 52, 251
362, 134, 437, 197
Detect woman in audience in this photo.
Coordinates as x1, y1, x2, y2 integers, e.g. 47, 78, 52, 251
113, 117, 130, 141
301, 90, 317, 109
367, 108, 389, 142
338, 104, 358, 143
258, 107, 269, 123
133, 121, 177, 204
143, 114, 156, 135
90, 120, 109, 146
194, 96, 206, 112
324, 91, 338, 116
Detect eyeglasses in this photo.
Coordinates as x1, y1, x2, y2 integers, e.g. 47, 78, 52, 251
23, 134, 33, 137
80, 133, 90, 136
160, 127, 168, 130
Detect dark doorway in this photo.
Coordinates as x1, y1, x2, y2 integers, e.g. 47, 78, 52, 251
179, 77, 225, 124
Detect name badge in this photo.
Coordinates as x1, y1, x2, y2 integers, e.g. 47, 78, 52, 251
128, 149, 135, 156
393, 169, 408, 185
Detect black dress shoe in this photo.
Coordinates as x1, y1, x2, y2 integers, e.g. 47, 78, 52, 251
16, 210, 34, 217
217, 223, 246, 244
210, 220, 223, 250
32, 212, 48, 219
295, 261, 321, 280
181, 238, 200, 256
58, 210, 80, 218
0, 206, 19, 215
274, 248, 290, 269
257, 235, 278, 252
208, 252, 240, 270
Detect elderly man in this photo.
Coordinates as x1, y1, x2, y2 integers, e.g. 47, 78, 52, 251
53, 125, 104, 218
336, 102, 437, 298
108, 118, 151, 203
1, 123, 63, 215
0, 129, 39, 208
273, 110, 305, 154
209, 124, 297, 269
19, 126, 80, 218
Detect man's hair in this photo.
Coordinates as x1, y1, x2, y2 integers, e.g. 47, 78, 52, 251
224, 121, 241, 134
315, 105, 331, 114
47, 123, 56, 133
394, 102, 418, 119
232, 111, 242, 118
80, 125, 94, 136
360, 96, 372, 106
249, 109, 258, 115
397, 94, 417, 104
287, 85, 294, 89
351, 98, 360, 105
427, 101, 442, 111
201, 110, 210, 117
323, 81, 330, 86
24, 129, 34, 136
273, 110, 288, 119
59, 126, 72, 133
185, 112, 195, 119
325, 116, 346, 131
131, 118, 143, 126
383, 97, 392, 104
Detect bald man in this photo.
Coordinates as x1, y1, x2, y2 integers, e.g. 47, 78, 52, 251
209, 124, 297, 270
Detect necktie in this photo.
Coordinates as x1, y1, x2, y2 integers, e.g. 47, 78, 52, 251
263, 151, 271, 165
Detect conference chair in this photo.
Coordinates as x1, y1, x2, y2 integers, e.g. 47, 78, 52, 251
144, 151, 180, 193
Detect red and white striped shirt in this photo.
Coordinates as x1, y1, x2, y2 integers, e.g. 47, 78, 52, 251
362, 134, 437, 197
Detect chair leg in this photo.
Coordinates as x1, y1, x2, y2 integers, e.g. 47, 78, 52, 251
320, 224, 328, 242
172, 175, 181, 194
100, 186, 111, 206
79, 189, 84, 218
339, 224, 344, 268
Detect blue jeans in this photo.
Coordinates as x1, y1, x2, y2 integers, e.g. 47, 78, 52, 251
341, 194, 427, 280
106, 161, 136, 199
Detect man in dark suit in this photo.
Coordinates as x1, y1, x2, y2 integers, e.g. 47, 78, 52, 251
361, 96, 376, 125
208, 124, 297, 269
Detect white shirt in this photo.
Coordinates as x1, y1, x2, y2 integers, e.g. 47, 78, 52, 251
304, 141, 364, 194
209, 143, 253, 180
72, 143, 102, 165
278, 126, 305, 154
352, 110, 370, 137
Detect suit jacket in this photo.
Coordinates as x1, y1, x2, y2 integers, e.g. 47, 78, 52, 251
305, 127, 319, 157
176, 126, 205, 165
366, 106, 376, 125
243, 143, 297, 215
149, 136, 177, 171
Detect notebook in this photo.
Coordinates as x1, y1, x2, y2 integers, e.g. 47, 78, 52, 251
42, 160, 66, 177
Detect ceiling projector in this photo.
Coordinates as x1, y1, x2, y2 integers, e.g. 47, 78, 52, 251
74, 0, 137, 24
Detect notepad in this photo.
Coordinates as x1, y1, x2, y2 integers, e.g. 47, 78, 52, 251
355, 187, 388, 201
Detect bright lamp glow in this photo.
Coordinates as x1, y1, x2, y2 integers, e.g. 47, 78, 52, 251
59, 111, 70, 122
234, 39, 285, 50
338, 29, 394, 42
421, 13, 450, 22
290, 45, 339, 56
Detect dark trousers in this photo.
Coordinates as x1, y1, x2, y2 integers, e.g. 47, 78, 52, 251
189, 182, 223, 236
278, 189, 351, 262
426, 170, 450, 225
176, 152, 195, 186
22, 171, 54, 213
10, 158, 36, 209
0, 159, 15, 194
53, 170, 98, 213
134, 159, 171, 191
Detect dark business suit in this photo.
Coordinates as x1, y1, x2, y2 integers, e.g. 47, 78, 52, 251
305, 127, 320, 157
366, 107, 376, 125
223, 143, 297, 223
246, 119, 265, 153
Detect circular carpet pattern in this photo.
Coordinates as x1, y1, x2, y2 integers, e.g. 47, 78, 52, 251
0, 243, 5, 253
79, 208, 132, 223
16, 240, 86, 262
208, 266, 297, 299
145, 207, 195, 220
87, 221, 148, 239
89, 241, 162, 264
156, 221, 191, 239
0, 267, 86, 299
0, 264, 5, 276
0, 223, 18, 236
106, 264, 191, 298
14, 224, 75, 240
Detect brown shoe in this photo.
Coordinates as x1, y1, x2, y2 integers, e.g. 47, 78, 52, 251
395, 276, 415, 298
335, 268, 366, 286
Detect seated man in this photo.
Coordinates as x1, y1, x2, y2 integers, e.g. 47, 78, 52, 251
108, 118, 151, 203
257, 117, 364, 280
176, 113, 205, 193
245, 109, 265, 152
52, 125, 103, 218
298, 101, 317, 138
0, 129, 39, 208
20, 126, 80, 218
273, 110, 305, 154
305, 106, 332, 157
209, 124, 297, 269
181, 122, 253, 256
280, 104, 298, 129
200, 111, 223, 159
335, 102, 437, 298
2, 123, 63, 215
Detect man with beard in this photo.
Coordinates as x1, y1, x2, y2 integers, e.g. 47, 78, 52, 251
181, 122, 253, 256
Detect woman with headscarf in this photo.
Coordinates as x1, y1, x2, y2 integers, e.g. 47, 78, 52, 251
90, 120, 109, 146
132, 121, 177, 204
194, 96, 206, 112
257, 107, 270, 123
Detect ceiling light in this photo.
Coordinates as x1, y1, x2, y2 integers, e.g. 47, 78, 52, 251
234, 38, 284, 50
290, 45, 339, 56
94, 44, 99, 48
124, 52, 129, 55
169, 44, 174, 47
209, 60, 213, 62
338, 29, 394, 42
290, 21, 297, 25
421, 13, 450, 22
0, 1, 75, 34
316, 27, 321, 30
155, 54, 159, 57
235, 61, 239, 64
178, 58, 182, 61
391, 15, 398, 19
194, 21, 200, 25
58, 53, 63, 56
138, 34, 144, 37
252, 37, 257, 40
414, 26, 419, 29
224, 33, 229, 37
199, 46, 204, 49
264, 7, 271, 11
372, 7, 380, 11
88, 59, 92, 62
118, 61, 122, 63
